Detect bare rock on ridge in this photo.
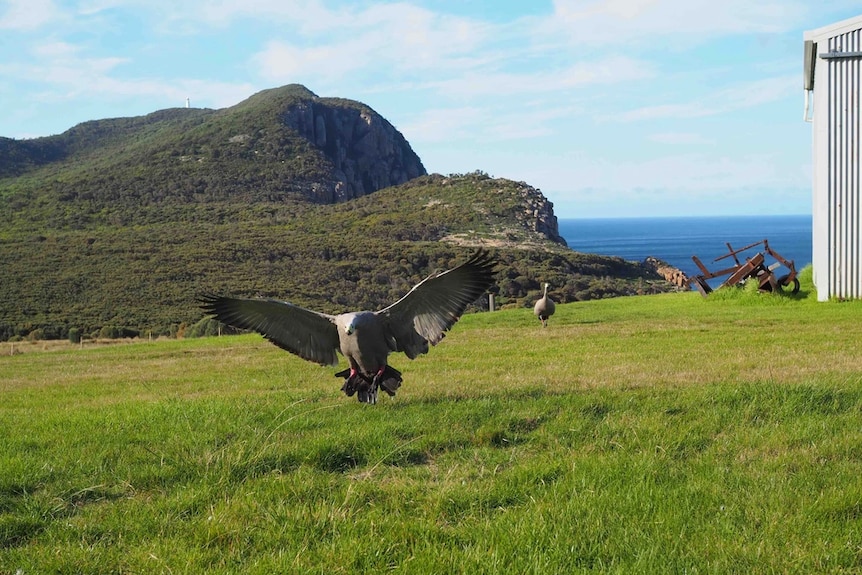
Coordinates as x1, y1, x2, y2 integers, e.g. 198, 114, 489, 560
281, 94, 426, 203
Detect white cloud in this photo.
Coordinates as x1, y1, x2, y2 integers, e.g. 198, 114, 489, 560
76, 0, 126, 15
615, 75, 798, 121
3, 39, 253, 111
199, 0, 335, 30
526, 151, 810, 205
421, 55, 656, 100
649, 132, 713, 145
0, 41, 128, 93
252, 40, 365, 84
548, 0, 809, 43
0, 0, 63, 30
250, 3, 495, 87
402, 100, 584, 146
31, 41, 86, 59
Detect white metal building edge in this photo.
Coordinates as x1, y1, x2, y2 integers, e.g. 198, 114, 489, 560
804, 14, 862, 301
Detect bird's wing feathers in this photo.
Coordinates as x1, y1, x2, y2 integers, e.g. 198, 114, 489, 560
199, 294, 340, 366
378, 250, 496, 356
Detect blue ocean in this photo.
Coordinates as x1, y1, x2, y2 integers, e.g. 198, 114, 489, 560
558, 215, 812, 280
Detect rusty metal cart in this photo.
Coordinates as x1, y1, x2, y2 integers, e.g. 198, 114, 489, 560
689, 239, 799, 297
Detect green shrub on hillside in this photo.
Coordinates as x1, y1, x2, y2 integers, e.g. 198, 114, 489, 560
185, 318, 237, 338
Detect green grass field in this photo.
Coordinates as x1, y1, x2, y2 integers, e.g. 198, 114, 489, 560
3, 274, 862, 573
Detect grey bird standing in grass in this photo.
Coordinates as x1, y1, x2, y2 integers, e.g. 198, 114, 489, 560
533, 282, 556, 327
200, 250, 497, 404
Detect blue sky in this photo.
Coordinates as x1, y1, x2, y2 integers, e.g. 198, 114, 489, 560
1, 1, 860, 218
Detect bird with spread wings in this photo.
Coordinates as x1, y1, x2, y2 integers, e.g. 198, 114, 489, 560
200, 250, 497, 403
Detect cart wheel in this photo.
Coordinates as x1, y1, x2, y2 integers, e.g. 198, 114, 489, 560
777, 274, 800, 294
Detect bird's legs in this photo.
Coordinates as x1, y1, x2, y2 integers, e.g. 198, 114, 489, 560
360, 382, 378, 405
335, 367, 379, 404
335, 365, 402, 403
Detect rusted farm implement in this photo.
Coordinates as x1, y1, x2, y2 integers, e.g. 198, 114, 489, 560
689, 239, 799, 297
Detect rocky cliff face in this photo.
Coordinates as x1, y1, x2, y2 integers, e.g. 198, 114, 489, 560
281, 98, 426, 203
514, 181, 567, 246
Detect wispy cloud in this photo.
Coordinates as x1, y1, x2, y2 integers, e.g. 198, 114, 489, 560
419, 56, 656, 100
250, 4, 494, 87
0, 0, 65, 30
0, 41, 126, 91
649, 132, 713, 145
547, 0, 810, 44
1, 39, 252, 110
615, 75, 798, 121
402, 100, 583, 145
530, 151, 809, 196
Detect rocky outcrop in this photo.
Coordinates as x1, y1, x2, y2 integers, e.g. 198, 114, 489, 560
644, 257, 689, 288
514, 181, 567, 246
281, 98, 426, 203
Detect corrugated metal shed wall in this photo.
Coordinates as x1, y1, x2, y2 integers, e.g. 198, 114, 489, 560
808, 17, 862, 301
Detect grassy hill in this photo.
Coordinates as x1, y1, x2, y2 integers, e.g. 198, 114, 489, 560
0, 84, 423, 231
0, 86, 679, 342
0, 171, 677, 342
2, 277, 861, 572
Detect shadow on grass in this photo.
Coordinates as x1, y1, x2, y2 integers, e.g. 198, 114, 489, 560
309, 443, 368, 473
230, 453, 301, 480
0, 483, 127, 549
401, 386, 568, 407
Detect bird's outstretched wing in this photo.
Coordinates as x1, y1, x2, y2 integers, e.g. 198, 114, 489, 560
377, 249, 496, 357
199, 294, 341, 366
